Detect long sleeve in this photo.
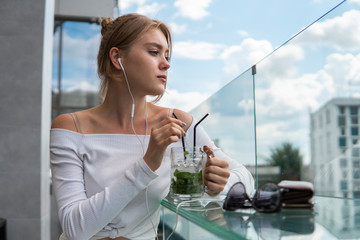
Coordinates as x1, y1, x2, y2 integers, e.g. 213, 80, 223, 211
50, 130, 158, 240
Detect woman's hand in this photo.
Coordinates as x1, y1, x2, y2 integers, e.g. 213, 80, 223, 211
203, 146, 230, 196
143, 116, 185, 171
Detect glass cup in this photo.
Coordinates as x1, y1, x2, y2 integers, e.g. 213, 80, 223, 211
170, 146, 205, 202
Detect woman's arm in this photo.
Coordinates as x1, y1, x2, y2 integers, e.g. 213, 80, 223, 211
50, 130, 158, 240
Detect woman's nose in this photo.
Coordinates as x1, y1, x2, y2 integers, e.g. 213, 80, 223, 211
160, 56, 170, 70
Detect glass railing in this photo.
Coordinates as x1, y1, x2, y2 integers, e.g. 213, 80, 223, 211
161, 196, 360, 239
190, 0, 360, 198
190, 67, 256, 176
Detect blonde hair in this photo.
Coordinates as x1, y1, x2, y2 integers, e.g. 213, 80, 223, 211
97, 13, 172, 101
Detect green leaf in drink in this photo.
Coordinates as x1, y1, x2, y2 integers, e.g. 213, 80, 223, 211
171, 169, 203, 194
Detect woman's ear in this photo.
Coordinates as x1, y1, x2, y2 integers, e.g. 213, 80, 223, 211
109, 47, 122, 70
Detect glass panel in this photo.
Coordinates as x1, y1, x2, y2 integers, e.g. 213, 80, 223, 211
52, 21, 101, 120
161, 196, 360, 239
189, 0, 359, 199
252, 0, 360, 198
190, 68, 256, 178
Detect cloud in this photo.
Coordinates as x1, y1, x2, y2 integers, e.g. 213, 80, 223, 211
220, 38, 273, 77
137, 2, 167, 16
174, 0, 212, 20
53, 30, 100, 69
324, 53, 360, 84
117, 0, 147, 10
256, 70, 334, 118
154, 88, 210, 112
237, 30, 249, 37
117, 0, 167, 17
295, 10, 360, 51
257, 44, 305, 80
173, 41, 226, 60
169, 22, 187, 35
52, 29, 100, 87
253, 52, 360, 163
349, 0, 360, 5
66, 80, 99, 92
252, 50, 360, 120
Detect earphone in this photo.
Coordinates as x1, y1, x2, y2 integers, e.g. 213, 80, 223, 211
117, 57, 158, 239
118, 58, 135, 118
117, 57, 124, 70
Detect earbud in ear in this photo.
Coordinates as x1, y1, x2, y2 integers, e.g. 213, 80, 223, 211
117, 58, 125, 72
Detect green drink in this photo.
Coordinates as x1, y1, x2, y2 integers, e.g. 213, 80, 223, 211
170, 147, 205, 202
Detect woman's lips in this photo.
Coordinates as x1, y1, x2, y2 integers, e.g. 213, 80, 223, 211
158, 75, 167, 83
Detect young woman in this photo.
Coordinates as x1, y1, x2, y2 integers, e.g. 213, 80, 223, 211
50, 13, 254, 240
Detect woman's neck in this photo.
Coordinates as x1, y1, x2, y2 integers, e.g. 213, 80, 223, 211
99, 84, 149, 128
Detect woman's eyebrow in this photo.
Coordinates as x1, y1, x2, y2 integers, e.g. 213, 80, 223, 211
145, 42, 169, 52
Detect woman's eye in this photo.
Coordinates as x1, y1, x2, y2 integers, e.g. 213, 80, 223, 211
149, 50, 159, 55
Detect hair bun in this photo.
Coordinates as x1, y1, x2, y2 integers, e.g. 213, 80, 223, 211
100, 17, 115, 36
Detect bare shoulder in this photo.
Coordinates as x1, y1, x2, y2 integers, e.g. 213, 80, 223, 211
173, 108, 193, 131
51, 113, 77, 132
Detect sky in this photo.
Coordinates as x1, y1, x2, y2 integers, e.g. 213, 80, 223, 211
54, 0, 359, 110
53, 0, 360, 165
114, 0, 359, 110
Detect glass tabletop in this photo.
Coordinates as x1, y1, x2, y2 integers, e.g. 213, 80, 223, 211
160, 196, 360, 240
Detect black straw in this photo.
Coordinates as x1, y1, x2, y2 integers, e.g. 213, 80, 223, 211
172, 112, 186, 158
193, 113, 209, 149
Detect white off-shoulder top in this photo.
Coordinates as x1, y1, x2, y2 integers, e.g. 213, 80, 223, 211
50, 120, 254, 240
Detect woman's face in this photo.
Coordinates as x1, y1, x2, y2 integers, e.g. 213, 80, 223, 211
121, 28, 171, 97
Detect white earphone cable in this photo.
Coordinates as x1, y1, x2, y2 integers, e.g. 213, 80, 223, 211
120, 59, 157, 239
166, 198, 222, 240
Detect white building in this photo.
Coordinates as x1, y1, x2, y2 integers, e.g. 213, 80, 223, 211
310, 98, 360, 198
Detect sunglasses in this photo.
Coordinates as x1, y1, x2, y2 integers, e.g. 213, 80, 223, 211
223, 182, 281, 213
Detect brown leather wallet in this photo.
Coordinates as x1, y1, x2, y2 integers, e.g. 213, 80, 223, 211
278, 180, 314, 209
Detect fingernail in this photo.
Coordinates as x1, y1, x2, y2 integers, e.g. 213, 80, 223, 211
181, 122, 187, 127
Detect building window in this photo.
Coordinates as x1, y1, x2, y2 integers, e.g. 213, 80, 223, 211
340, 127, 346, 135
326, 132, 331, 155
354, 182, 360, 192
340, 180, 348, 190
342, 171, 348, 178
339, 106, 346, 114
340, 158, 347, 168
353, 160, 360, 168
352, 127, 359, 136
311, 117, 316, 131
319, 115, 323, 128
52, 21, 101, 120
354, 170, 360, 179
338, 116, 346, 126
355, 209, 360, 226
326, 109, 331, 124
339, 137, 346, 147
353, 148, 360, 157
319, 136, 324, 154
350, 106, 358, 116
352, 116, 358, 125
